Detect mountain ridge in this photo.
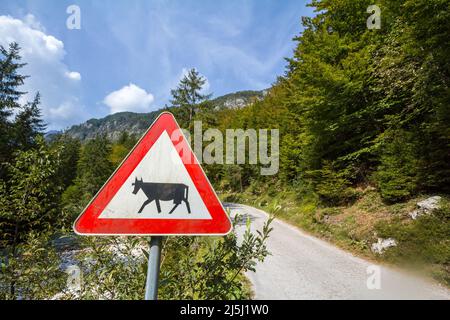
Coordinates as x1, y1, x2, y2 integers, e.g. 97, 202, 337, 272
62, 90, 265, 141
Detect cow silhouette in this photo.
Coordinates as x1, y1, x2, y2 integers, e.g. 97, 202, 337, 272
132, 177, 191, 214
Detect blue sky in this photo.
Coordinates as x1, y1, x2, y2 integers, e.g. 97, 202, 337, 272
0, 0, 314, 130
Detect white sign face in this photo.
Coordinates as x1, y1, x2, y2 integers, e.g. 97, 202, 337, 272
99, 131, 212, 220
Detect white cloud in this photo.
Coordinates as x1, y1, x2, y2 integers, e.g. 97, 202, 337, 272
65, 71, 81, 81
103, 83, 155, 114
0, 14, 85, 129
23, 14, 46, 32
48, 99, 82, 121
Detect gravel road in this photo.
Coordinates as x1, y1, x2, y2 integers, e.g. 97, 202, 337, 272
227, 203, 450, 300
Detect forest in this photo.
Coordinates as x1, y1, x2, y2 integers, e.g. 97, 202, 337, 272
1, 0, 449, 299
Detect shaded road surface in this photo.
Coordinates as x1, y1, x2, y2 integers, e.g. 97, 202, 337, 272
226, 203, 450, 300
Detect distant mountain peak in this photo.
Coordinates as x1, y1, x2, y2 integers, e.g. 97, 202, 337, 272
65, 90, 265, 141
211, 90, 266, 110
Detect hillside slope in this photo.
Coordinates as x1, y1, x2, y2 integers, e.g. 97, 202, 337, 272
65, 90, 264, 141
65, 111, 159, 141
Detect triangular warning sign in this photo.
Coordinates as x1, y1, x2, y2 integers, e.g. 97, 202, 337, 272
73, 112, 232, 236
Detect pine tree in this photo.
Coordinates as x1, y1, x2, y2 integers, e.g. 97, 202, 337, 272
0, 42, 28, 170
0, 43, 27, 112
170, 68, 211, 126
13, 92, 46, 151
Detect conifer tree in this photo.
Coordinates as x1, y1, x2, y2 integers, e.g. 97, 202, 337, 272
170, 68, 211, 126
0, 42, 28, 170
13, 92, 46, 151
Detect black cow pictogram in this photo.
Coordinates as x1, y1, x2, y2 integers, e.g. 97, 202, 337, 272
132, 177, 191, 214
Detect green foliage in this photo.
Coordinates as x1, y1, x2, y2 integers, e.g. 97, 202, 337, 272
160, 215, 272, 300
60, 184, 88, 227
0, 42, 26, 111
371, 0, 450, 196
3, 0, 450, 298
0, 137, 64, 248
239, 0, 450, 205
0, 231, 67, 300
75, 135, 114, 196
375, 202, 450, 285
117, 131, 138, 150
12, 92, 46, 151
74, 215, 272, 300
75, 237, 148, 300
109, 132, 137, 167
279, 133, 303, 182
310, 162, 357, 205
60, 135, 115, 224
170, 68, 211, 126
50, 134, 81, 189
0, 42, 28, 175
0, 45, 67, 299
375, 130, 419, 202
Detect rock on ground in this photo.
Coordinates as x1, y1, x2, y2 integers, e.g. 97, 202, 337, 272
371, 238, 397, 255
409, 196, 442, 220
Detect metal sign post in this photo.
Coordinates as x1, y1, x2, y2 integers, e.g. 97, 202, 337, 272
145, 236, 163, 300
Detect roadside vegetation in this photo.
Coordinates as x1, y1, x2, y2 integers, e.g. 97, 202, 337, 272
0, 45, 272, 300
222, 186, 450, 287
217, 0, 450, 287
1, 0, 449, 298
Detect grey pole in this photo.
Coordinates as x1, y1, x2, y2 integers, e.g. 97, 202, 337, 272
145, 236, 163, 300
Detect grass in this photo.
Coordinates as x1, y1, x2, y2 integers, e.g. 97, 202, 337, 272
220, 185, 450, 287
239, 274, 254, 299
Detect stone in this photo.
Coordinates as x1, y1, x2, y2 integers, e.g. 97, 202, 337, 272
371, 238, 397, 254
408, 210, 421, 220
417, 196, 442, 213
408, 196, 442, 220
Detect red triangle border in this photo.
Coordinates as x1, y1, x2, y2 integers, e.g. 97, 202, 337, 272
73, 112, 232, 236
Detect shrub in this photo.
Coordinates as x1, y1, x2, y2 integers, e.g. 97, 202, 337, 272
375, 130, 419, 203
0, 232, 67, 300
311, 163, 357, 205
72, 214, 273, 300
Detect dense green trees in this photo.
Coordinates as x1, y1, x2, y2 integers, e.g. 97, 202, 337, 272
214, 0, 450, 203
0, 43, 67, 298
76, 135, 114, 196
0, 138, 63, 247
0, 140, 66, 298
59, 135, 115, 226
0, 42, 55, 249
207, 1, 449, 284
51, 134, 81, 190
